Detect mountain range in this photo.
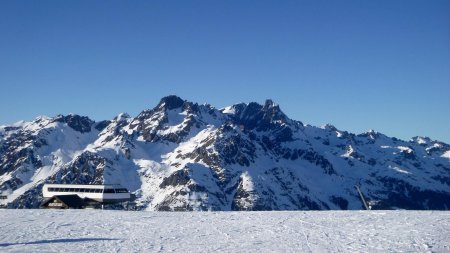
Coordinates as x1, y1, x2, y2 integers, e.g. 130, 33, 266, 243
1, 95, 449, 210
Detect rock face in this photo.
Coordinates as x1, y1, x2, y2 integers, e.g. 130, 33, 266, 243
1, 96, 449, 210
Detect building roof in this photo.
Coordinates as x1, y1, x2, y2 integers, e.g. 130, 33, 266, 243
43, 183, 124, 189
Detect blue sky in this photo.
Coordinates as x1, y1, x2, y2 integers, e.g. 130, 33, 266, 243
0, 0, 449, 143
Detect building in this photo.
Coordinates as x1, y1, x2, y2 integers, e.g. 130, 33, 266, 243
41, 184, 133, 209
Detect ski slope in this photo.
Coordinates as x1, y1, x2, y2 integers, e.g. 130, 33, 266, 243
0, 210, 449, 252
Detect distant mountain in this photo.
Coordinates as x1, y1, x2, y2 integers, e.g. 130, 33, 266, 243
1, 95, 449, 210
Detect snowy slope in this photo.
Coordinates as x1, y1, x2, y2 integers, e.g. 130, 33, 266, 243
0, 210, 448, 252
1, 95, 449, 210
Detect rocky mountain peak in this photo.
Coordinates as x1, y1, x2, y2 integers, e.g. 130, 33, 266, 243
263, 99, 276, 109
262, 99, 286, 120
52, 114, 94, 133
113, 113, 131, 122
158, 95, 185, 110
411, 136, 432, 145
233, 100, 289, 131
321, 124, 338, 131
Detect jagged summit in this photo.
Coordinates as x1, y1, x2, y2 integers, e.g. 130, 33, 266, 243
113, 113, 131, 121
411, 136, 432, 145
0, 96, 449, 211
158, 95, 185, 110
321, 124, 338, 131
53, 114, 95, 133
220, 99, 292, 133
264, 99, 276, 108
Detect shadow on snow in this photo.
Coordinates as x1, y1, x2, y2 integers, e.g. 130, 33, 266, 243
0, 238, 120, 247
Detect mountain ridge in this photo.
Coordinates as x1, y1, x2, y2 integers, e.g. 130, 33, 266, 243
1, 95, 449, 210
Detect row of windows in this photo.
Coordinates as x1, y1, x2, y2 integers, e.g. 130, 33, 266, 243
47, 187, 129, 194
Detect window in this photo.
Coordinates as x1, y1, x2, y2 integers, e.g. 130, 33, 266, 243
94, 189, 103, 193
104, 189, 115, 193
48, 188, 55, 192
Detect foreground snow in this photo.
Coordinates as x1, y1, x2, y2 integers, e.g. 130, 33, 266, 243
0, 210, 448, 252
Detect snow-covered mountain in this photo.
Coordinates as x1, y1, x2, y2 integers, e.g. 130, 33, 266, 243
1, 96, 449, 210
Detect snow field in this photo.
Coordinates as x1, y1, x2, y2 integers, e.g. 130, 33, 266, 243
0, 210, 448, 252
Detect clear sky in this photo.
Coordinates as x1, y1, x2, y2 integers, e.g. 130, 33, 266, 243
0, 0, 449, 143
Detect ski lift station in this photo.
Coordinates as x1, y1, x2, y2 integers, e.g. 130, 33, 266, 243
41, 184, 133, 209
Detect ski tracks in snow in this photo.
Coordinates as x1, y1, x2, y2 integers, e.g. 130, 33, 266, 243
0, 210, 448, 252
